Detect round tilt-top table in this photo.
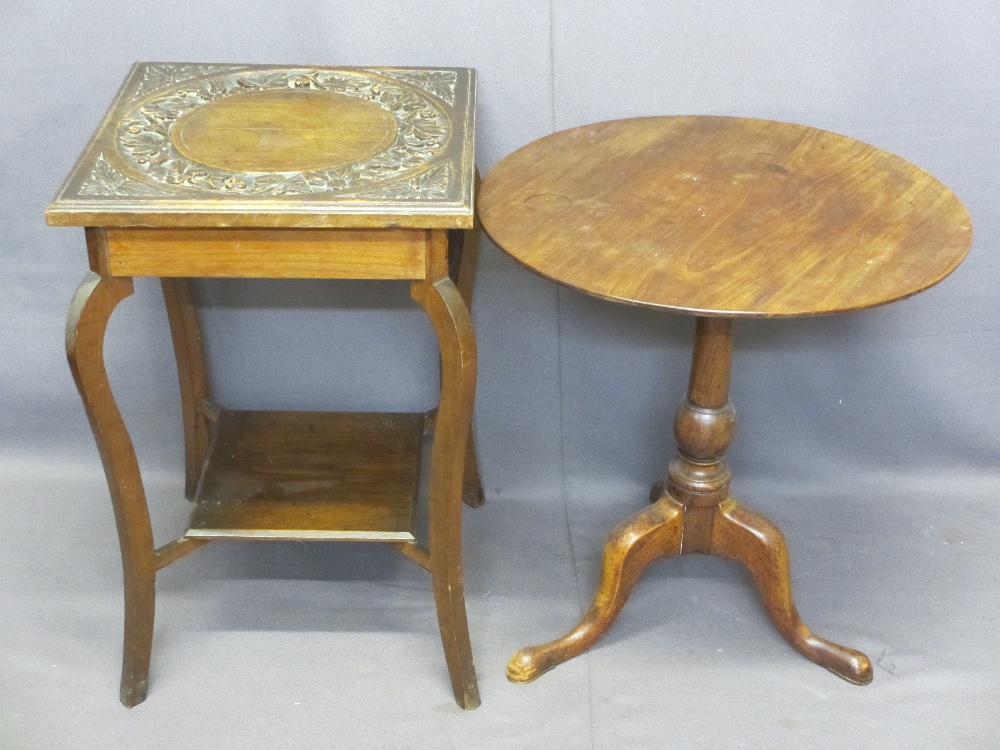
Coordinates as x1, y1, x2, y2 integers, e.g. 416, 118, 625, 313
478, 116, 972, 685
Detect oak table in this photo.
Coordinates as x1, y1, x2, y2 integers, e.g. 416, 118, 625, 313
47, 63, 483, 709
478, 116, 972, 685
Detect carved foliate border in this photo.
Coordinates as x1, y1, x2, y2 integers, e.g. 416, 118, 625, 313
78, 154, 163, 197
129, 63, 237, 102
78, 67, 454, 200
373, 69, 458, 106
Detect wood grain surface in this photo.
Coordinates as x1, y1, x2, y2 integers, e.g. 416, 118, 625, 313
54, 65, 484, 707
171, 90, 398, 173
478, 116, 972, 317
507, 315, 872, 686
410, 228, 481, 709
66, 235, 156, 707
45, 64, 477, 230
105, 228, 428, 279
188, 410, 424, 540
160, 277, 212, 499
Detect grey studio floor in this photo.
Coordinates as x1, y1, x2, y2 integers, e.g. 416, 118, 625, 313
4, 411, 1000, 748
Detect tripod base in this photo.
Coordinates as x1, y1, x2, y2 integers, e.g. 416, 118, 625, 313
507, 493, 872, 686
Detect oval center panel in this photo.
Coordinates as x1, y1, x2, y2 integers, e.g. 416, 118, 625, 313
170, 90, 399, 173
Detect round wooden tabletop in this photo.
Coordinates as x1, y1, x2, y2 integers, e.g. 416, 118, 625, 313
478, 116, 972, 317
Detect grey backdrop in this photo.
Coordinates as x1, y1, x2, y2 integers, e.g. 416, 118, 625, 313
2, 2, 998, 748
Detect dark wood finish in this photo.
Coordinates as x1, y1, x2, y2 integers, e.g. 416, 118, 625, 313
507, 319, 871, 684
52, 65, 483, 709
507, 495, 684, 683
479, 116, 972, 687
160, 278, 212, 499
411, 229, 481, 709
478, 116, 972, 317
449, 171, 486, 509
711, 499, 871, 683
187, 410, 424, 541
106, 228, 429, 279
66, 230, 156, 707
46, 64, 477, 230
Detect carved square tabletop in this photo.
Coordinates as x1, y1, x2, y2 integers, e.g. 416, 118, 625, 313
47, 63, 476, 229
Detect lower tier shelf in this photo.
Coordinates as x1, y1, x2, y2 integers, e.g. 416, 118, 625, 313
185, 409, 425, 541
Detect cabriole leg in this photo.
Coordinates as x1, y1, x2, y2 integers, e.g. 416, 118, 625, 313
412, 261, 480, 709
710, 498, 873, 684
507, 495, 683, 682
510, 316, 871, 686
66, 257, 157, 707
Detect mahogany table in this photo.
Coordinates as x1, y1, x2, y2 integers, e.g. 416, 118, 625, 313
478, 115, 972, 685
47, 63, 482, 709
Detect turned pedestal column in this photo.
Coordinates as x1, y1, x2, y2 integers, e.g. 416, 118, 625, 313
478, 115, 972, 686
507, 317, 871, 684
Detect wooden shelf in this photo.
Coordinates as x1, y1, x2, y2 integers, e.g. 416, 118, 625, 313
185, 410, 425, 541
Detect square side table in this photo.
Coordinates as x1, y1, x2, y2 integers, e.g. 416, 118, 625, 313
47, 63, 482, 709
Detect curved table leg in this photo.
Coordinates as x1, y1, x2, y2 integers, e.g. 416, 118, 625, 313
462, 432, 485, 509
161, 278, 212, 500
710, 498, 873, 685
508, 496, 684, 683
513, 317, 870, 686
66, 270, 157, 707
449, 222, 485, 509
412, 272, 480, 709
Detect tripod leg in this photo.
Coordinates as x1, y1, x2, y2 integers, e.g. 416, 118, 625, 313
508, 496, 684, 683
711, 498, 872, 685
